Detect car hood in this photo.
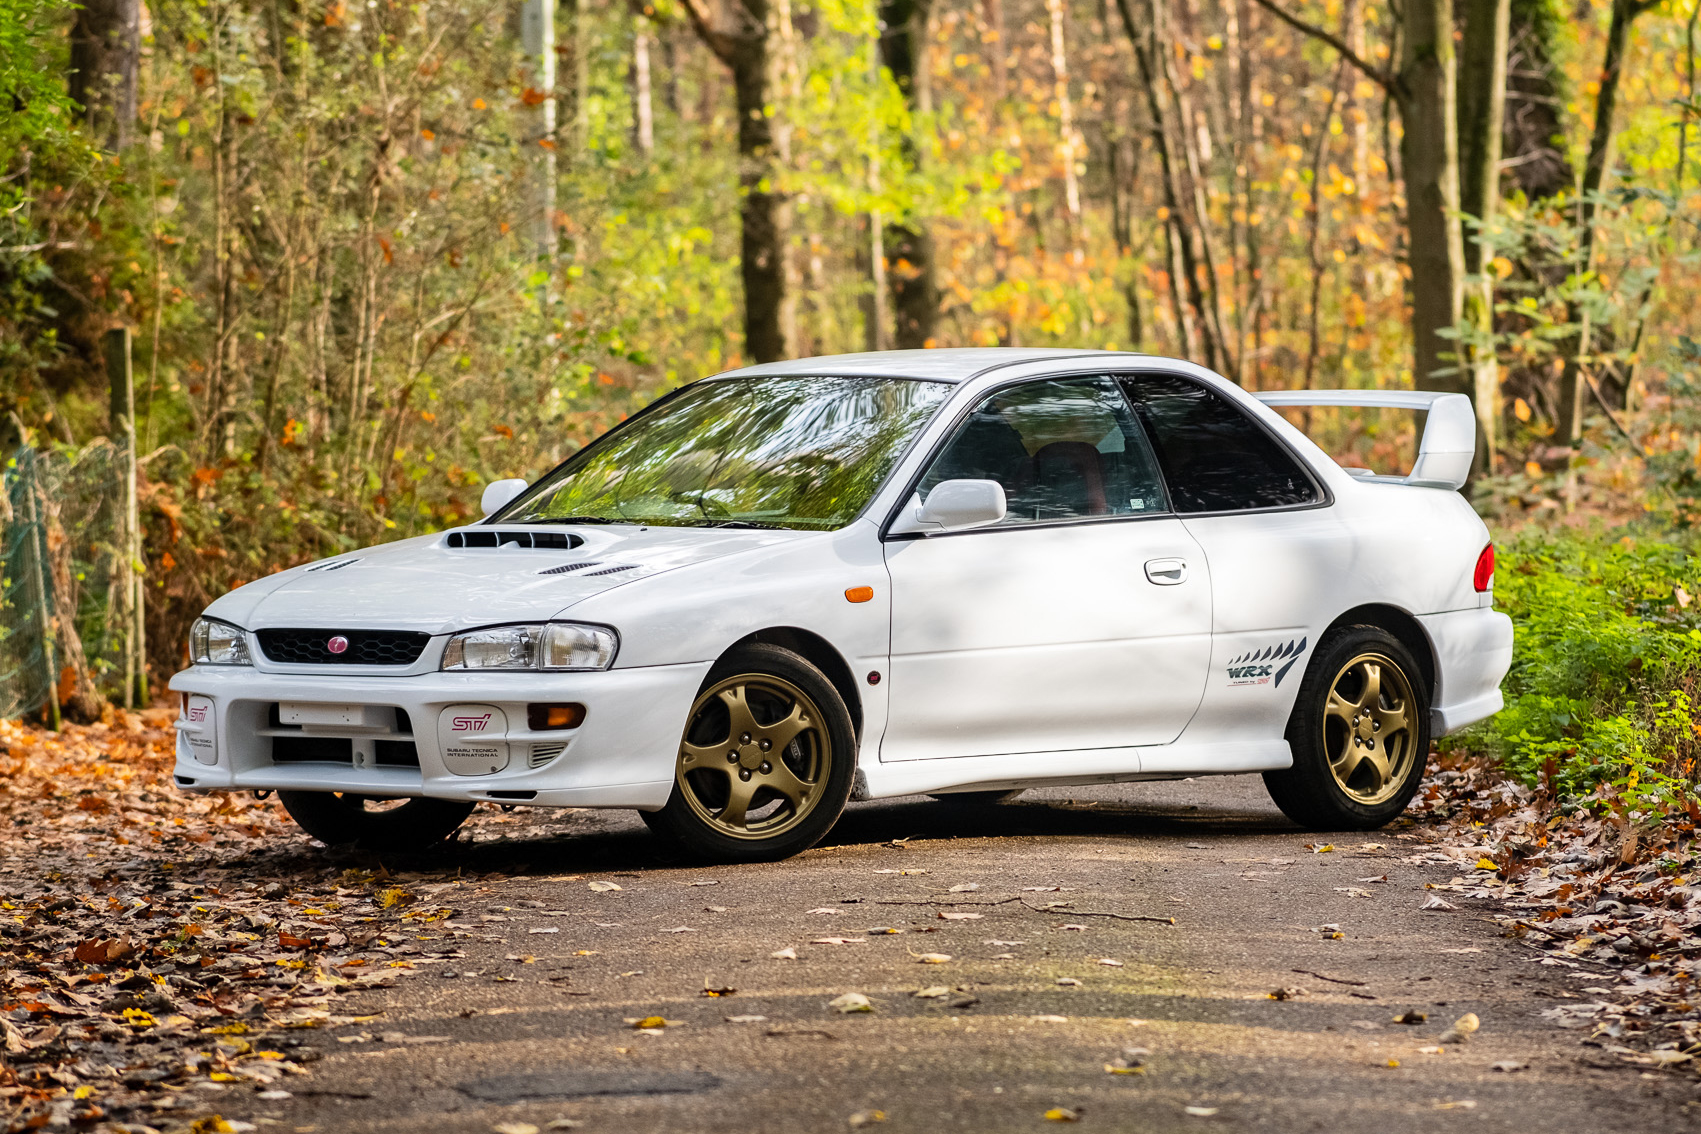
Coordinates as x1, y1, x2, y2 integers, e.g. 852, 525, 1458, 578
207, 525, 805, 634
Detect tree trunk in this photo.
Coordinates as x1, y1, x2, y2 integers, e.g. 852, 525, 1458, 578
879, 0, 940, 349
633, 17, 656, 155
68, 0, 139, 151
685, 0, 790, 362
1457, 0, 1510, 468
1395, 0, 1465, 396
1556, 0, 1653, 451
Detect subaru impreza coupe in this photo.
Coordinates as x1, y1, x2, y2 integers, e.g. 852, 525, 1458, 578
171, 350, 1511, 860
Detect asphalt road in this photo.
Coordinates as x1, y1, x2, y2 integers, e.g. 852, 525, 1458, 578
236, 777, 1697, 1134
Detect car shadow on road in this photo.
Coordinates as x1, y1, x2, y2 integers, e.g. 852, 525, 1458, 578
233, 791, 1308, 882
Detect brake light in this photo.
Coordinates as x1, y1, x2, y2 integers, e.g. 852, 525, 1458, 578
1472, 543, 1495, 592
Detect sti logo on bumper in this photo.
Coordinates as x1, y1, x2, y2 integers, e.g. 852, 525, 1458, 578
1226, 637, 1307, 688
451, 713, 493, 732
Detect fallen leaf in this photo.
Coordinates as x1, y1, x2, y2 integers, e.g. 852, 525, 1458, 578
828, 992, 874, 1014
493, 1124, 540, 1134
701, 985, 737, 997
807, 907, 844, 915
938, 912, 983, 921
1098, 958, 1124, 967
1420, 895, 1459, 911
867, 926, 902, 935
848, 1111, 888, 1128
725, 1014, 768, 1023
913, 986, 952, 999
588, 881, 622, 893
1436, 1012, 1480, 1044
1043, 1108, 1082, 1122
1056, 977, 1083, 987
1490, 1060, 1527, 1073
624, 1016, 677, 1030
812, 937, 863, 945
1183, 1106, 1219, 1117
545, 1122, 583, 1131
1432, 1100, 1476, 1110
771, 947, 799, 959
915, 953, 953, 964
1306, 843, 1335, 853
1392, 1010, 1427, 1025
948, 883, 981, 893
1268, 987, 1306, 1001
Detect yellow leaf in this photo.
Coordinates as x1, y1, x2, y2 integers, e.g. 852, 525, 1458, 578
629, 1015, 667, 1029
1044, 1108, 1082, 1122
1524, 461, 1543, 480
1475, 857, 1499, 871
73, 1086, 94, 1099
1513, 397, 1532, 422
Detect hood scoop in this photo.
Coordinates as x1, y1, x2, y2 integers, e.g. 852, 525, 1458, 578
539, 560, 604, 575
537, 561, 637, 578
447, 529, 583, 550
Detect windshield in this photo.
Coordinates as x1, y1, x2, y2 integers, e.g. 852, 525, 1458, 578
495, 376, 952, 530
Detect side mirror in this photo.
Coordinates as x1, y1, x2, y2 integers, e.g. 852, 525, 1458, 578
890, 479, 1007, 535
481, 478, 529, 517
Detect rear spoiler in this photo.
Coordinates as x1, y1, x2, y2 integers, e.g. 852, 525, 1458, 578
1252, 390, 1475, 490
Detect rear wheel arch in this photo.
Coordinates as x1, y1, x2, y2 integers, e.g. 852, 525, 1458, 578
726, 627, 864, 739
1321, 604, 1436, 701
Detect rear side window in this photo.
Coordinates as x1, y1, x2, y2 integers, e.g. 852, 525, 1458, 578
1119, 374, 1319, 512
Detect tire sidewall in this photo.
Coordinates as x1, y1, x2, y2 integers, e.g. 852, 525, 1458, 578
1284, 626, 1432, 827
649, 642, 858, 862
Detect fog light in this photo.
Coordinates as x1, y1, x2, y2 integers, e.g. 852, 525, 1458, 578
528, 703, 587, 730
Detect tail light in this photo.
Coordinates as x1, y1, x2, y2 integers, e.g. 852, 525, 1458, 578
1472, 543, 1495, 592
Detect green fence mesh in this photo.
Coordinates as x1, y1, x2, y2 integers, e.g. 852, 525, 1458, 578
1, 442, 133, 720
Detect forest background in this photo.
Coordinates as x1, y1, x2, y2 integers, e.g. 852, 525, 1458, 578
2, 0, 1701, 823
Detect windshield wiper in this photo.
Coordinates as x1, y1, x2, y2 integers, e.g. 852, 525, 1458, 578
704, 520, 786, 530
525, 516, 629, 525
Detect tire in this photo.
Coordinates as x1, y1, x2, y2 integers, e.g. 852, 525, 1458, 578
641, 643, 857, 863
1262, 625, 1431, 830
928, 790, 1024, 806
278, 791, 476, 854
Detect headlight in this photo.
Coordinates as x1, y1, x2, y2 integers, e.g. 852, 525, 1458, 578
190, 618, 251, 665
441, 622, 618, 672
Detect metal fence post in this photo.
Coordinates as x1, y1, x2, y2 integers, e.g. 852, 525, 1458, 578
24, 460, 60, 731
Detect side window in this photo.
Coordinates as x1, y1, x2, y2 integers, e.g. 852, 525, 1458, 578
920, 377, 1168, 525
1120, 374, 1319, 512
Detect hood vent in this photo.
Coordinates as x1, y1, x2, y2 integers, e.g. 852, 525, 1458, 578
306, 557, 362, 573
540, 561, 603, 575
447, 529, 583, 550
583, 564, 638, 577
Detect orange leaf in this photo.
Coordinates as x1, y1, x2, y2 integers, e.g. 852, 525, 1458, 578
519, 87, 549, 106
278, 931, 312, 949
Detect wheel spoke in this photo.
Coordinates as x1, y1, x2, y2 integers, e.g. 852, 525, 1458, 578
718, 776, 759, 829
1373, 699, 1410, 740
762, 703, 813, 753
680, 740, 726, 769
761, 760, 811, 807
1325, 690, 1357, 726
1358, 662, 1383, 710
717, 685, 762, 741
1332, 742, 1365, 786
1360, 747, 1393, 791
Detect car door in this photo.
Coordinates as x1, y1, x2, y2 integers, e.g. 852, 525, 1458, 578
880, 376, 1213, 762
1116, 372, 1342, 741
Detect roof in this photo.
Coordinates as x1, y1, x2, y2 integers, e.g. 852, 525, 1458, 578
711, 348, 1149, 384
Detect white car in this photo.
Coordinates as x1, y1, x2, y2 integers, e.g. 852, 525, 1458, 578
170, 350, 1512, 861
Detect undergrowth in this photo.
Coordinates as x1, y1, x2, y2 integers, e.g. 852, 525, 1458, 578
1462, 530, 1701, 821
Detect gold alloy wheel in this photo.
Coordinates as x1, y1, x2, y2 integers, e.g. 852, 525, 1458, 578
1322, 651, 1417, 805
675, 674, 832, 840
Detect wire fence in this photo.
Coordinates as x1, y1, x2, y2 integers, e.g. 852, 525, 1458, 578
1, 441, 135, 720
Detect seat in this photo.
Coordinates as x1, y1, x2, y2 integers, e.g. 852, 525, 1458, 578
1029, 441, 1108, 516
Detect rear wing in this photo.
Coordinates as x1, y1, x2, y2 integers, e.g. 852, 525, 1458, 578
1252, 390, 1475, 491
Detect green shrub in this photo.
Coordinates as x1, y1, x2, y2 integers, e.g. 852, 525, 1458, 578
1468, 532, 1701, 814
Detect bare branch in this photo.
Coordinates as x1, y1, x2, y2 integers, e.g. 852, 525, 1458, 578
1251, 0, 1394, 92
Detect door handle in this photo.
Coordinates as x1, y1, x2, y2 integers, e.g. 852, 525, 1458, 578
1145, 558, 1188, 585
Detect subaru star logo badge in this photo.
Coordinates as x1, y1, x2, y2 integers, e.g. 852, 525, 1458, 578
326, 635, 349, 655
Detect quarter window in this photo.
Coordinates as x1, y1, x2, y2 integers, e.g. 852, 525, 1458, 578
1119, 374, 1318, 512
920, 378, 1168, 525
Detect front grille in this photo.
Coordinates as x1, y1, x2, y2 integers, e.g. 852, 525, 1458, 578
269, 736, 419, 767
256, 629, 431, 666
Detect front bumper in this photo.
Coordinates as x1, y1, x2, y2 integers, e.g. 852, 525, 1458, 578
166, 662, 710, 809
1418, 606, 1514, 735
